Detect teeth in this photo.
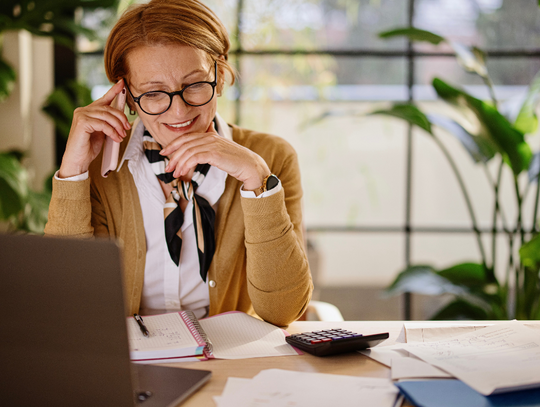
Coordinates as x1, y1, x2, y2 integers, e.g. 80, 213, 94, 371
167, 119, 193, 128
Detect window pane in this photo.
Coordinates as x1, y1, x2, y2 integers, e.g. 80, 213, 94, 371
238, 100, 408, 227
77, 7, 117, 53
236, 55, 408, 227
310, 232, 405, 286
415, 0, 540, 51
239, 55, 407, 100
410, 121, 495, 229
414, 57, 540, 100
78, 54, 109, 100
241, 0, 408, 51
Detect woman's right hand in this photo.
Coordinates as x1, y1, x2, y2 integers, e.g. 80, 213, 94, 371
58, 79, 131, 178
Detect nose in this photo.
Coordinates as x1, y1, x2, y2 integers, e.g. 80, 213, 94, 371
168, 93, 190, 116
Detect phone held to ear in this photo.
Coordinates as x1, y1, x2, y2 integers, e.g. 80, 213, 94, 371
101, 88, 126, 178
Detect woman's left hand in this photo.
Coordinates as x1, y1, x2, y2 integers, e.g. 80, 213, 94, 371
160, 123, 271, 190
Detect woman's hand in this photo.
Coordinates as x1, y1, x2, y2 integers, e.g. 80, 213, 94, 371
58, 80, 131, 178
160, 122, 271, 190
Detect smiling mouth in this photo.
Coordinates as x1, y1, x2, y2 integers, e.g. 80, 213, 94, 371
166, 119, 194, 128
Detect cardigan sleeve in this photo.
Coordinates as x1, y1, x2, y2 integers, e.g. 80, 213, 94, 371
44, 172, 110, 239
44, 177, 95, 237
240, 145, 313, 326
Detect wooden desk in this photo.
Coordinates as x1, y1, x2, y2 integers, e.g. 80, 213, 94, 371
168, 321, 403, 407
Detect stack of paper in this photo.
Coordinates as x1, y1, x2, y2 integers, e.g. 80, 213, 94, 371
214, 369, 400, 407
399, 322, 540, 395
361, 321, 540, 386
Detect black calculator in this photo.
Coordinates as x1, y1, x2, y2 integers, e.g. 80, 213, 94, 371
286, 329, 389, 356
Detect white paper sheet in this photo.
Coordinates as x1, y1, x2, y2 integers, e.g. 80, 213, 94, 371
199, 312, 298, 359
213, 377, 251, 405
404, 321, 540, 343
399, 322, 540, 395
359, 344, 410, 367
391, 356, 451, 380
404, 323, 492, 343
215, 369, 399, 407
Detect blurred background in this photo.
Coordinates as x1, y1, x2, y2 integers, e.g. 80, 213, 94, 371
2, 0, 540, 321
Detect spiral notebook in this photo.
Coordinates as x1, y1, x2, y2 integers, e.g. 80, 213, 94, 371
127, 311, 299, 363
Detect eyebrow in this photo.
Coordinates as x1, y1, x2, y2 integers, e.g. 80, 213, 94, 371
138, 68, 208, 87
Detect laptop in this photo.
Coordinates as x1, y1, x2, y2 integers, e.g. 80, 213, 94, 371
0, 233, 211, 407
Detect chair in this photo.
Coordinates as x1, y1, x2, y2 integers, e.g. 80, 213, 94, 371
304, 239, 344, 321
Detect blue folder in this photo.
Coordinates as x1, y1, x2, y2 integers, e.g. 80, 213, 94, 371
395, 380, 540, 407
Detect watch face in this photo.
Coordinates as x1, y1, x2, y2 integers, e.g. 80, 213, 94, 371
266, 175, 279, 191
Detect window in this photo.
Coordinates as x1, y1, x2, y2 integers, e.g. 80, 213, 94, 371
77, 0, 540, 320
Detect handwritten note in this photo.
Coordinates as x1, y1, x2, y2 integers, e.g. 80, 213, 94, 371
127, 313, 200, 357
399, 322, 540, 395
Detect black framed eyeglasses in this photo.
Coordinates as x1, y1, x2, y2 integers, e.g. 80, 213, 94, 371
124, 61, 217, 115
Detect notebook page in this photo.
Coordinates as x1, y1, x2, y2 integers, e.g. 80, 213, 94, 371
128, 313, 199, 352
199, 312, 298, 359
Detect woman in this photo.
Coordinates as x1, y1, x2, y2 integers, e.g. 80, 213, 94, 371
45, 0, 312, 326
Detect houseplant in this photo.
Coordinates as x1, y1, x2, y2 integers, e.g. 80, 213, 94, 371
374, 28, 540, 320
0, 0, 118, 232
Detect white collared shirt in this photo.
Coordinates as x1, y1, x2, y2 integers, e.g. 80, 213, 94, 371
55, 113, 282, 318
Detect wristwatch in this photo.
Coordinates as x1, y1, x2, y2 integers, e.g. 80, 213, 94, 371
253, 174, 279, 196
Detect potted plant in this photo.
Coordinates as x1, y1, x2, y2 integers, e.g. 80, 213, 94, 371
0, 0, 118, 233
373, 27, 540, 320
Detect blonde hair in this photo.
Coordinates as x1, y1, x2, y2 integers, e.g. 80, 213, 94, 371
104, 0, 235, 109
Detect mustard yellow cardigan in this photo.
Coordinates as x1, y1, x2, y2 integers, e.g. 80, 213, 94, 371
45, 124, 313, 326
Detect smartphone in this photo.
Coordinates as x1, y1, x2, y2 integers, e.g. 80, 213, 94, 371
101, 88, 127, 178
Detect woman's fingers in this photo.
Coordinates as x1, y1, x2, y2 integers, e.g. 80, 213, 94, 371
97, 79, 125, 107
93, 80, 131, 130
163, 134, 216, 175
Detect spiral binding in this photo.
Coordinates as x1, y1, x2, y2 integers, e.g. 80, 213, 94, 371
181, 310, 214, 355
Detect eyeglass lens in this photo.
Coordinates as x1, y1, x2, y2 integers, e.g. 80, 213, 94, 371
139, 82, 215, 114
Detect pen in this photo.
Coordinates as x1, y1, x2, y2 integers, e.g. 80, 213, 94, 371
134, 314, 150, 337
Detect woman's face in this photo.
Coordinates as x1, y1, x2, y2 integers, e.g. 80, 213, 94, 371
126, 43, 220, 148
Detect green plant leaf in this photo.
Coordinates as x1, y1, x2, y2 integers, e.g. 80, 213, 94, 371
433, 78, 532, 176
0, 0, 119, 44
0, 153, 27, 220
427, 114, 496, 163
430, 298, 489, 320
519, 233, 540, 268
437, 262, 490, 288
450, 43, 488, 78
379, 27, 445, 45
18, 189, 51, 234
385, 265, 466, 297
370, 104, 433, 135
514, 68, 540, 134
42, 81, 93, 139
0, 57, 17, 102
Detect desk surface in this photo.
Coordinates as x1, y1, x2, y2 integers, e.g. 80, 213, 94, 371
168, 319, 540, 406
169, 321, 403, 407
